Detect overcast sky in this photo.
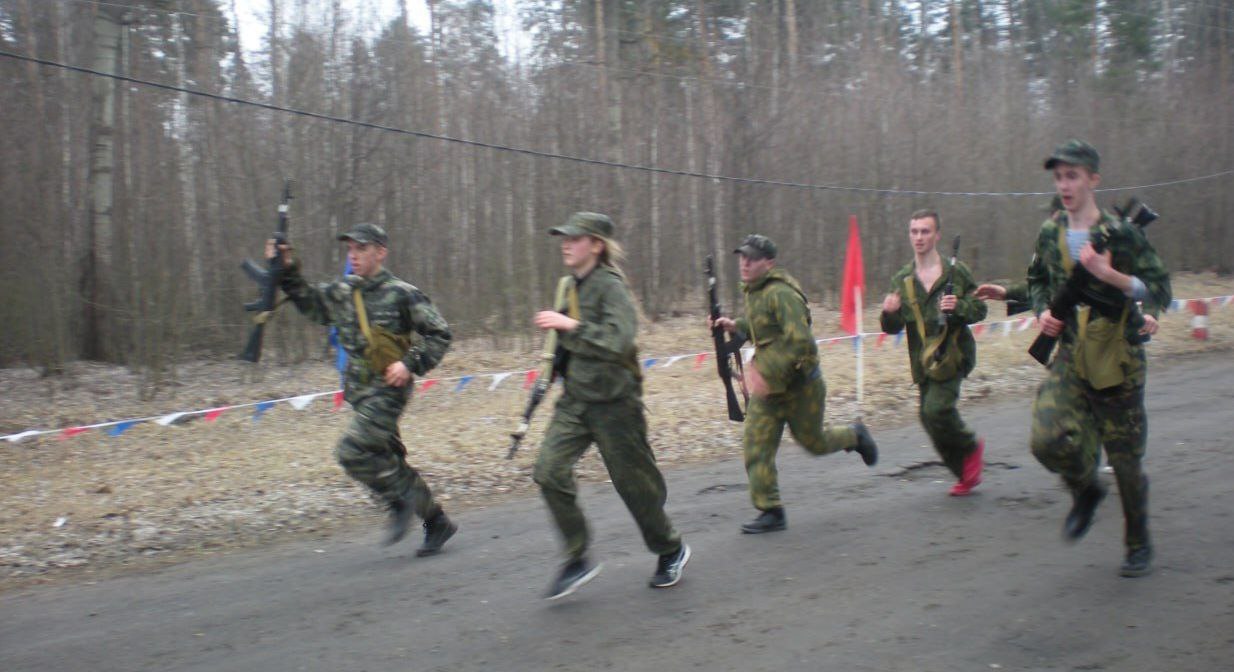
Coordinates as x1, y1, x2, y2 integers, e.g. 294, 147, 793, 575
233, 0, 527, 59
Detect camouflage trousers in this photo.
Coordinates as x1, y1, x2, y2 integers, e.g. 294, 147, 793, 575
918, 376, 979, 479
337, 391, 440, 520
744, 369, 858, 511
534, 395, 682, 560
1030, 345, 1150, 551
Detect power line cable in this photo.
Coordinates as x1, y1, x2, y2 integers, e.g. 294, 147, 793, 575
2, 48, 1232, 198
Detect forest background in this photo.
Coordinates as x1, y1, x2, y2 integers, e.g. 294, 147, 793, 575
2, 0, 1232, 388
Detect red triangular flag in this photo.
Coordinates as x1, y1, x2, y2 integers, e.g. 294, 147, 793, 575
523, 370, 538, 389
840, 215, 865, 335
420, 379, 439, 392
693, 353, 708, 369
333, 391, 344, 410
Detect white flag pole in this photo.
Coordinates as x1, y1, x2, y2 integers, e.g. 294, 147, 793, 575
855, 285, 864, 420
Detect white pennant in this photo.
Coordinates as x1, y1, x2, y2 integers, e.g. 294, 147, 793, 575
3, 430, 42, 443
155, 412, 186, 426
288, 394, 317, 410
662, 355, 686, 368
1002, 320, 1012, 336
741, 347, 754, 363
488, 372, 513, 391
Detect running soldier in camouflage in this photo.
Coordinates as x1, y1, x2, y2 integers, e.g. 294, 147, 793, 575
533, 212, 689, 599
880, 210, 988, 496
976, 140, 1171, 577
270, 222, 457, 556
711, 234, 879, 533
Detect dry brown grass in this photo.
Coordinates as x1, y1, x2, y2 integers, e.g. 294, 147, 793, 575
1, 272, 1230, 590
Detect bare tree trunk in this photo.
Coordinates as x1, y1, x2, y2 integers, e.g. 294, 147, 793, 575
84, 6, 123, 361
950, 0, 964, 102
784, 0, 799, 77
173, 11, 205, 307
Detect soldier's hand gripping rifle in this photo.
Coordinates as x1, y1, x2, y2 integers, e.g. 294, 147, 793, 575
933, 235, 962, 363
508, 276, 573, 459
705, 256, 749, 422
1027, 198, 1157, 366
239, 179, 293, 363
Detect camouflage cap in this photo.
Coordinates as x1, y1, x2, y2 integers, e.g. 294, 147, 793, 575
1044, 139, 1100, 173
733, 234, 777, 260
548, 212, 615, 239
337, 222, 388, 247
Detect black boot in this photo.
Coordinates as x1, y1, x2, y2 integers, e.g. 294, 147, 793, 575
416, 509, 458, 557
1119, 475, 1152, 577
382, 499, 413, 547
849, 422, 879, 466
1063, 481, 1107, 541
741, 507, 787, 534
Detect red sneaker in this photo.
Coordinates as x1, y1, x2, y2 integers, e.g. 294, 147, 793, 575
950, 439, 984, 497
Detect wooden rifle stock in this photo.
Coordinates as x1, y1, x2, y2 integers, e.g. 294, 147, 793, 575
508, 276, 573, 459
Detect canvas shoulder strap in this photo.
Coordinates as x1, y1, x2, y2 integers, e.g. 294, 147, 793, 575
353, 289, 373, 342
903, 276, 928, 342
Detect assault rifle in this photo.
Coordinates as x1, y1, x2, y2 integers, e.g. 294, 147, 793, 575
1027, 198, 1157, 366
508, 276, 573, 459
705, 256, 748, 422
933, 235, 962, 362
239, 180, 293, 363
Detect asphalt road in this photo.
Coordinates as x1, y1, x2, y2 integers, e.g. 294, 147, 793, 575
3, 353, 1232, 672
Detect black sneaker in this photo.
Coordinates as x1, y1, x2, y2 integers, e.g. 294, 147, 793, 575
545, 557, 602, 600
1063, 481, 1108, 541
382, 499, 413, 547
416, 510, 457, 557
741, 507, 787, 534
850, 422, 879, 466
1119, 546, 1154, 578
650, 543, 692, 588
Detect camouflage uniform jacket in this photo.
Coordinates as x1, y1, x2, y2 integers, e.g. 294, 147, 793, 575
281, 264, 451, 403
880, 259, 987, 385
1023, 211, 1171, 345
557, 266, 642, 404
733, 268, 817, 396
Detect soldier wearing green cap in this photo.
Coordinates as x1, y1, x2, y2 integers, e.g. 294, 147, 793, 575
266, 222, 458, 557
711, 234, 879, 534
976, 140, 1171, 577
532, 212, 690, 600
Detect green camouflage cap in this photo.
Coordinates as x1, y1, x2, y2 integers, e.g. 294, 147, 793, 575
337, 222, 388, 247
548, 212, 615, 239
733, 234, 777, 260
1044, 139, 1100, 173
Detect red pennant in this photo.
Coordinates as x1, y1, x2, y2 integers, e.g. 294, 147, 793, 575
420, 379, 439, 392
333, 391, 344, 410
693, 353, 708, 369
876, 333, 887, 347
204, 409, 224, 422
973, 324, 986, 338
839, 215, 865, 335
523, 370, 538, 389
60, 427, 89, 439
